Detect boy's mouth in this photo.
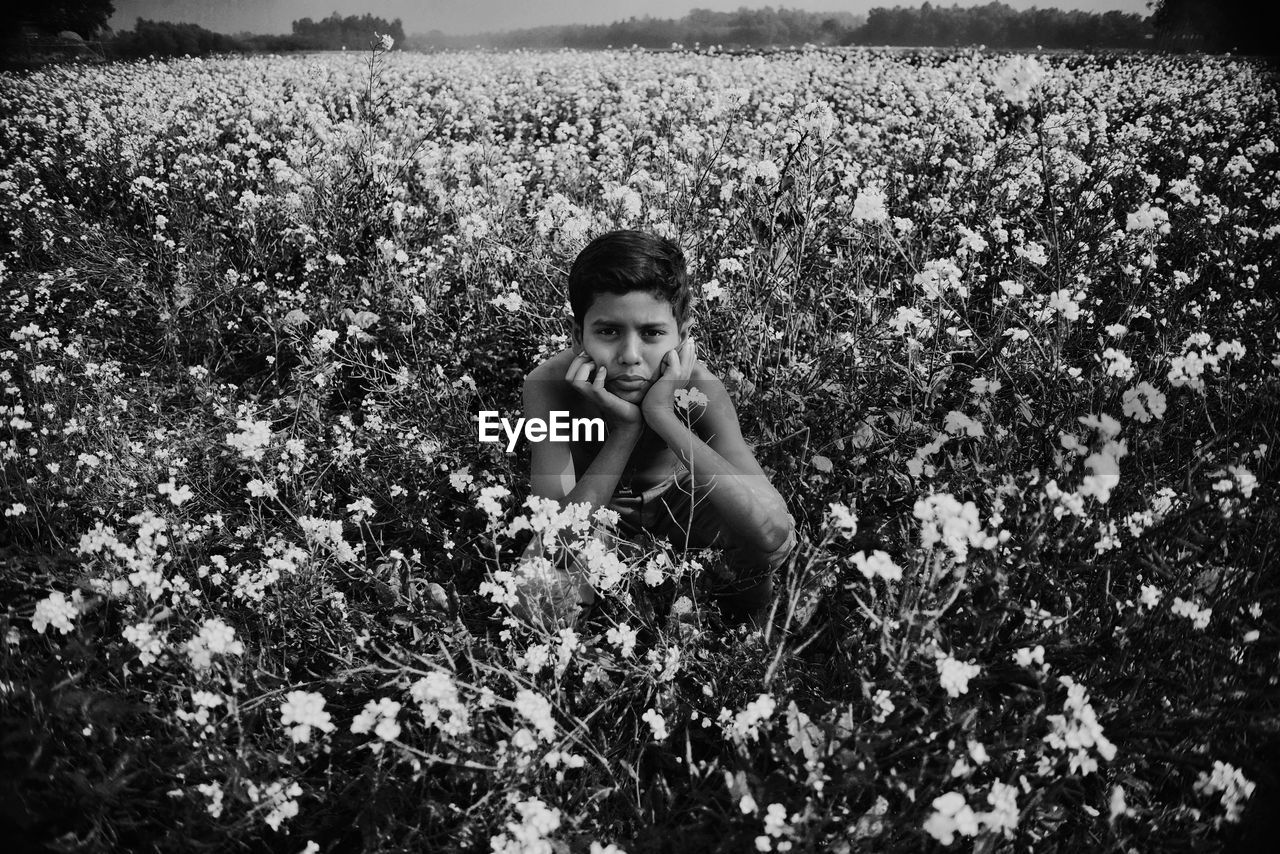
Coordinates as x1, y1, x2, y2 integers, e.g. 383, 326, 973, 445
609, 376, 648, 391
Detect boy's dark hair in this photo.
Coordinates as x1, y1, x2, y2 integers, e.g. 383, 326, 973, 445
568, 230, 692, 327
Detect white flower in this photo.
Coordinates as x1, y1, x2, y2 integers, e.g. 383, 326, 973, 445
979, 780, 1020, 837
157, 479, 195, 506
674, 386, 708, 409
851, 186, 889, 223
850, 550, 903, 581
410, 671, 471, 737
378, 33, 395, 51
1014, 240, 1048, 266
490, 290, 524, 312
943, 410, 985, 438
589, 844, 627, 854
923, 790, 980, 845
514, 689, 557, 741
764, 802, 790, 837
1125, 203, 1170, 234
279, 691, 334, 744
226, 418, 272, 461
1047, 288, 1081, 321
1171, 596, 1212, 630
297, 516, 358, 564
936, 652, 981, 698
606, 622, 638, 657
914, 259, 966, 300
914, 493, 995, 562
1229, 464, 1258, 498
1043, 676, 1116, 775
871, 689, 895, 723
1194, 760, 1256, 824
247, 779, 303, 831
732, 694, 776, 742
826, 502, 858, 537
1102, 348, 1135, 380
123, 621, 165, 665
642, 708, 669, 741
491, 798, 562, 854
477, 485, 509, 521
350, 697, 402, 743
1122, 382, 1167, 423
1139, 584, 1163, 609
185, 618, 244, 670
1013, 645, 1045, 667
246, 478, 279, 499
310, 328, 339, 353
32, 590, 79, 635
993, 55, 1046, 107
197, 781, 224, 818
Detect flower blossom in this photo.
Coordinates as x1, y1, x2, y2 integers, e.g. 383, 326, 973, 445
32, 590, 80, 635
914, 493, 996, 562
351, 697, 402, 744
936, 651, 981, 698
279, 690, 335, 743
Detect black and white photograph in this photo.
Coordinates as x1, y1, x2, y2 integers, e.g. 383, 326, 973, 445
1, 1, 1276, 851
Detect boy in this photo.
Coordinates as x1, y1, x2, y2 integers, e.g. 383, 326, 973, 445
519, 230, 797, 624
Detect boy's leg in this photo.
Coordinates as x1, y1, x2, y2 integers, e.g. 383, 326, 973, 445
650, 470, 797, 622
513, 533, 596, 625
512, 492, 648, 625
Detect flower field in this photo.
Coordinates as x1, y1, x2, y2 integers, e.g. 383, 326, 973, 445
1, 45, 1277, 852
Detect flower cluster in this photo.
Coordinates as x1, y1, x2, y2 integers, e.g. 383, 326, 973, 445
1041, 676, 1117, 775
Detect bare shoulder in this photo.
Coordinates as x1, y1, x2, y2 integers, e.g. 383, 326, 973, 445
523, 349, 576, 408
525, 348, 577, 383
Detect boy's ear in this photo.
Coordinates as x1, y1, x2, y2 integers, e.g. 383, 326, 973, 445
677, 319, 692, 344
570, 322, 583, 353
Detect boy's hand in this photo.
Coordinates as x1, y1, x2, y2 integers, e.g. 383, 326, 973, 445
641, 337, 697, 425
566, 351, 642, 431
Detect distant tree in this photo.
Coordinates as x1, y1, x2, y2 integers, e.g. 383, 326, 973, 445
1150, 0, 1274, 55
108, 18, 242, 58
292, 13, 405, 51
4, 0, 115, 38
844, 2, 1150, 49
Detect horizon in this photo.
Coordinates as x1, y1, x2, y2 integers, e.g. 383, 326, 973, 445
108, 1, 1155, 37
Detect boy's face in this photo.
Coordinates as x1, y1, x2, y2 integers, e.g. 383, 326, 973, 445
572, 291, 688, 403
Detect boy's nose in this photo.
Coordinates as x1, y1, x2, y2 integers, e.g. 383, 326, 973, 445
619, 335, 642, 364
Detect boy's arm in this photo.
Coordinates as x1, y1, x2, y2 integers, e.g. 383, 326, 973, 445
645, 363, 794, 553
523, 367, 642, 516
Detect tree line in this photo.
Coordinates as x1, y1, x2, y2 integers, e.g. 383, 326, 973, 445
3, 2, 1272, 60
409, 7, 861, 50
408, 3, 1150, 50
841, 2, 1150, 49
103, 13, 406, 58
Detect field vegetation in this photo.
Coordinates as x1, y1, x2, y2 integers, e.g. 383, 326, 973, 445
1, 43, 1277, 852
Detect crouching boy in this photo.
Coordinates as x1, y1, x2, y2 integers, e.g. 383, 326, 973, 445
518, 230, 796, 624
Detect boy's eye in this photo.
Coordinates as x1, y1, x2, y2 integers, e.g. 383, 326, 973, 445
594, 329, 666, 338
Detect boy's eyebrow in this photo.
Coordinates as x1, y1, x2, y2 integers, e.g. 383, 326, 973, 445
589, 318, 673, 328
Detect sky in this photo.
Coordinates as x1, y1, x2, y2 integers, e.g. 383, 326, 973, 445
109, 1, 1155, 37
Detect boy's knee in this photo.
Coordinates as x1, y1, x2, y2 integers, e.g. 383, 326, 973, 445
761, 516, 798, 569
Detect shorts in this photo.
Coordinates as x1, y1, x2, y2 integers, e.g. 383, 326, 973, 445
607, 465, 798, 610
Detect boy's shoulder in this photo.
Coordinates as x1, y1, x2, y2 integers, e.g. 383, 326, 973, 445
523, 350, 577, 411
524, 349, 576, 384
